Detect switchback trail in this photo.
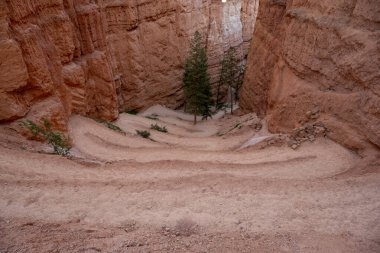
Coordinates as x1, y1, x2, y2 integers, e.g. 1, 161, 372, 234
1, 106, 379, 252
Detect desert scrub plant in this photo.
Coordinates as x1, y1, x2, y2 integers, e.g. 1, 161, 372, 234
174, 217, 198, 237
19, 119, 70, 156
150, 123, 168, 133
126, 109, 139, 115
234, 123, 242, 129
96, 119, 125, 134
145, 114, 159, 120
136, 130, 150, 138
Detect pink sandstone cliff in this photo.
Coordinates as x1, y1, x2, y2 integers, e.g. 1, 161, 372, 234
240, 0, 380, 152
0, 0, 258, 129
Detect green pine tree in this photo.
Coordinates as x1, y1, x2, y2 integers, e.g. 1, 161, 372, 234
183, 31, 212, 124
234, 65, 245, 102
216, 47, 242, 114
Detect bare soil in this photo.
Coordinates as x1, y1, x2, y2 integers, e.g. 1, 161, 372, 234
0, 106, 379, 252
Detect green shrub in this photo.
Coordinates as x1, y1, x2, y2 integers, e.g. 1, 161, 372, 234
234, 123, 242, 129
150, 123, 168, 133
126, 109, 139, 115
217, 103, 229, 111
136, 130, 150, 138
145, 114, 159, 120
19, 119, 70, 156
96, 119, 125, 134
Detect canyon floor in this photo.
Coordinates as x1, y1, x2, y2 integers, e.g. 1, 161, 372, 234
0, 106, 379, 253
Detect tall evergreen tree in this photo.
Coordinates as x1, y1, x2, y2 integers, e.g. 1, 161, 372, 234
234, 65, 245, 102
216, 47, 243, 114
183, 31, 212, 124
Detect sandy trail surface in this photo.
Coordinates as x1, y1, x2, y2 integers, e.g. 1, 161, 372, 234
1, 106, 379, 252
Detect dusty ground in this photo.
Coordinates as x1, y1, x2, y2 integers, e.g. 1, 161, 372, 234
0, 106, 379, 252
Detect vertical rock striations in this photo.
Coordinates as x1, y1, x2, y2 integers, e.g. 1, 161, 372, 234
0, 0, 258, 128
1, 0, 119, 129
240, 0, 380, 151
105, 0, 258, 110
241, 0, 259, 55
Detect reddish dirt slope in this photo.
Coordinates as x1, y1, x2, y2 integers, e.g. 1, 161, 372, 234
1, 109, 379, 252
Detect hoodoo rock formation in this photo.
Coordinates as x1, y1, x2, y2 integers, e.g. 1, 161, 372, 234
0, 0, 258, 128
240, 0, 380, 152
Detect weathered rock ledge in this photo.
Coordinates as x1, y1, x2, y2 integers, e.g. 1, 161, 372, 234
240, 0, 380, 152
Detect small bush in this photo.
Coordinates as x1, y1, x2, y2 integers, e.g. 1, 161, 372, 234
150, 123, 167, 133
146, 114, 158, 120
234, 123, 242, 129
136, 130, 150, 138
96, 119, 125, 134
126, 109, 139, 115
174, 217, 198, 237
19, 119, 70, 156
218, 103, 229, 111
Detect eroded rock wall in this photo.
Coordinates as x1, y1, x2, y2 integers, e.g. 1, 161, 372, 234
1, 0, 119, 129
1, 0, 258, 128
240, 0, 380, 152
105, 0, 258, 110
104, 0, 210, 110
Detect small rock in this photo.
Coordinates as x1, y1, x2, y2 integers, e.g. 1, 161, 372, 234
314, 126, 326, 135
287, 140, 297, 147
255, 123, 263, 131
298, 130, 307, 138
126, 241, 137, 247
305, 124, 314, 134
311, 107, 320, 115
310, 114, 319, 119
314, 122, 325, 127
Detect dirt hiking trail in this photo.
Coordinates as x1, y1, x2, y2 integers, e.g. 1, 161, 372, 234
1, 106, 379, 252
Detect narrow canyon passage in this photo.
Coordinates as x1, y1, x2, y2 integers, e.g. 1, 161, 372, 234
0, 0, 379, 252
1, 108, 379, 252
